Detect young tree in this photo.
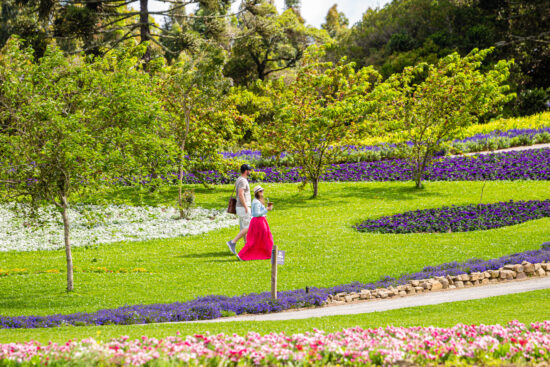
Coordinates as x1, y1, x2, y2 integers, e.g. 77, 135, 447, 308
371, 48, 513, 189
0, 39, 168, 291
260, 46, 380, 197
159, 42, 248, 218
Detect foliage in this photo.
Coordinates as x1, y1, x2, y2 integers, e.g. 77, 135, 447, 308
260, 46, 380, 197
371, 48, 513, 188
224, 1, 329, 86
321, 4, 349, 39
158, 42, 248, 217
339, 0, 549, 114
465, 112, 550, 136
0, 38, 168, 291
515, 88, 550, 116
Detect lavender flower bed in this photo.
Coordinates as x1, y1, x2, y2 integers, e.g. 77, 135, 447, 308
454, 127, 550, 145
355, 200, 550, 234
221, 127, 550, 165
172, 148, 550, 185
2, 243, 549, 329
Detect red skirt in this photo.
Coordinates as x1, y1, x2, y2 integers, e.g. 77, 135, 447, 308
238, 216, 274, 261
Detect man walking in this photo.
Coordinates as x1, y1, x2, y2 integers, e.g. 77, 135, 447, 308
227, 164, 252, 255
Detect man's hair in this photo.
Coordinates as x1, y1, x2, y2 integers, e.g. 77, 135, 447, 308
240, 164, 252, 173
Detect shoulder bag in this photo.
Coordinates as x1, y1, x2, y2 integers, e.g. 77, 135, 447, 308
227, 180, 238, 214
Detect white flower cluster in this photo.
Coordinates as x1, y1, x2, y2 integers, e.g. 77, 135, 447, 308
0, 203, 237, 252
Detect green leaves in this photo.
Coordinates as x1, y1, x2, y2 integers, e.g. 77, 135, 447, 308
0, 38, 170, 199
260, 46, 381, 197
371, 48, 514, 188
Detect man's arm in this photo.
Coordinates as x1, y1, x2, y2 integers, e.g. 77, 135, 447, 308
238, 187, 248, 213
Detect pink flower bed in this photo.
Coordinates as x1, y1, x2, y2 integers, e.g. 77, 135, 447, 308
1, 321, 550, 366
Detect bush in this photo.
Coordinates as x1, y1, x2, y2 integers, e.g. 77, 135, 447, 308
515, 88, 550, 116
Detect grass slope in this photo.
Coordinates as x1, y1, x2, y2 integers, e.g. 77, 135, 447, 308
1, 289, 550, 343
0, 181, 549, 319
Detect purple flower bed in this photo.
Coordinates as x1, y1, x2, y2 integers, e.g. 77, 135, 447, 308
171, 148, 550, 185
221, 127, 550, 162
2, 243, 549, 329
455, 127, 550, 144
355, 200, 550, 234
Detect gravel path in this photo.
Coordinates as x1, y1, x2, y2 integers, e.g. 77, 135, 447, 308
188, 277, 550, 323
459, 142, 550, 156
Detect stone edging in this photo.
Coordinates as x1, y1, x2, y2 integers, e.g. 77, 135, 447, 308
325, 261, 550, 305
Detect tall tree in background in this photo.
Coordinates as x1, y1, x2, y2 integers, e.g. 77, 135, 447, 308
321, 4, 348, 39
284, 0, 300, 11
0, 0, 56, 56
225, 0, 328, 86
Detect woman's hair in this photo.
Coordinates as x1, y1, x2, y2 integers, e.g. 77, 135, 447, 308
255, 190, 263, 199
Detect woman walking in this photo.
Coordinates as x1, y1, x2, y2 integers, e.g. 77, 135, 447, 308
237, 186, 274, 261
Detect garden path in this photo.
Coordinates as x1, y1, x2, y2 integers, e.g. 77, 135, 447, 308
458, 142, 550, 156
188, 276, 550, 323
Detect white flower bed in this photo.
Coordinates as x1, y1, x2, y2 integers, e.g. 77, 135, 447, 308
0, 203, 237, 252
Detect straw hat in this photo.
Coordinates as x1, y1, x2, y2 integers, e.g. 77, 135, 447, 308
253, 185, 264, 195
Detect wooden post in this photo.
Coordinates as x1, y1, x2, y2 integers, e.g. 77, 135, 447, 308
271, 245, 278, 299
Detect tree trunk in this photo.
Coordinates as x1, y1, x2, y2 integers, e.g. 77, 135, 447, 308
414, 153, 430, 189
312, 177, 319, 198
414, 166, 423, 189
60, 195, 74, 292
178, 109, 190, 219
139, 0, 151, 63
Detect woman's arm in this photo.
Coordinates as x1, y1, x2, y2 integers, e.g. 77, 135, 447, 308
251, 200, 268, 217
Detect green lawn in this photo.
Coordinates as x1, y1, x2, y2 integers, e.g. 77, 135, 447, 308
1, 289, 550, 344
0, 180, 549, 320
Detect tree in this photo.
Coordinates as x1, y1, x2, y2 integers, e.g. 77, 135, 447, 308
284, 0, 300, 11
321, 4, 349, 39
371, 48, 513, 189
224, 1, 329, 86
0, 0, 55, 56
0, 38, 168, 291
260, 46, 380, 197
159, 42, 249, 218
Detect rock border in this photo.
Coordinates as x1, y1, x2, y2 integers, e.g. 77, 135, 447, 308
325, 261, 550, 305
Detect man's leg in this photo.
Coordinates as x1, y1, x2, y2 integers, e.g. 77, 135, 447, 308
227, 211, 250, 254
232, 227, 248, 244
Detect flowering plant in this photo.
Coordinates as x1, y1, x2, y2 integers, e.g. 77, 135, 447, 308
355, 199, 550, 233
1, 321, 550, 366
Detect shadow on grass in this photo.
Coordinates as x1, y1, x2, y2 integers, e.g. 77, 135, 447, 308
340, 184, 446, 201
177, 251, 230, 259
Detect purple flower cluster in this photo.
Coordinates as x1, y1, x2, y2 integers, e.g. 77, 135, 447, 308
355, 200, 550, 234
174, 148, 550, 185
2, 244, 549, 329
220, 127, 550, 164
455, 127, 550, 144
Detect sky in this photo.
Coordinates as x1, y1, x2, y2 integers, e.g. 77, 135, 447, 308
141, 0, 392, 28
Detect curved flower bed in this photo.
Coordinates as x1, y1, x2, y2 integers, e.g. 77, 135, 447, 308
355, 200, 550, 234
0, 204, 236, 252
2, 321, 550, 366
2, 243, 549, 329
165, 148, 550, 185
221, 127, 550, 167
